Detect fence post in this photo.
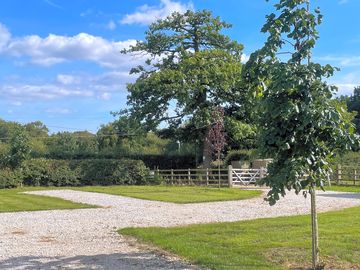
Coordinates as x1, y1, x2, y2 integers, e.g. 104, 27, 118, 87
337, 165, 341, 185
188, 168, 191, 185
259, 167, 265, 179
171, 169, 174, 185
354, 169, 357, 186
206, 168, 209, 186
228, 165, 233, 188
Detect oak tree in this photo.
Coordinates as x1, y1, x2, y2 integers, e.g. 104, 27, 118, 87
121, 10, 246, 167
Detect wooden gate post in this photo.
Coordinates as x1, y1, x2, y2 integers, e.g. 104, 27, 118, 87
337, 165, 341, 185
259, 167, 265, 179
354, 169, 357, 186
188, 168, 191, 185
206, 168, 209, 186
228, 165, 233, 188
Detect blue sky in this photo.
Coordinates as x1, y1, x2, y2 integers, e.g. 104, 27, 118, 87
0, 0, 359, 133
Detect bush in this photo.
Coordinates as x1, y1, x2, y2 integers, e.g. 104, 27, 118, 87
43, 152, 196, 170
22, 158, 79, 187
224, 149, 257, 166
0, 169, 22, 188
21, 158, 150, 187
74, 159, 149, 185
0, 143, 9, 168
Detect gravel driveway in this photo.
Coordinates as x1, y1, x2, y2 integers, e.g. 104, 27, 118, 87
1, 189, 360, 269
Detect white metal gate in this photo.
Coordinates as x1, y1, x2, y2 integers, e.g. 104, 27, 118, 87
231, 168, 267, 186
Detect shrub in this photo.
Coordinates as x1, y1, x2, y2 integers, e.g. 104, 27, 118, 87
0, 169, 22, 188
74, 159, 149, 185
20, 158, 150, 187
22, 158, 79, 187
224, 149, 257, 166
0, 143, 9, 168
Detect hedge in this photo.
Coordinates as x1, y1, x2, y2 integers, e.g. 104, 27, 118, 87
0, 169, 22, 188
43, 153, 197, 169
224, 149, 257, 166
0, 158, 150, 188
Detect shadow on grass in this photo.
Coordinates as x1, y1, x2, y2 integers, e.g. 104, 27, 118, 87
0, 252, 192, 270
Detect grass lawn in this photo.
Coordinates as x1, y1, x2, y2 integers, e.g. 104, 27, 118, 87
325, 185, 360, 193
0, 187, 94, 213
120, 206, 360, 270
75, 186, 262, 204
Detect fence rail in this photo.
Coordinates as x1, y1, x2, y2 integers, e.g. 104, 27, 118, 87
155, 168, 230, 187
155, 166, 267, 187
331, 165, 360, 186
154, 165, 360, 187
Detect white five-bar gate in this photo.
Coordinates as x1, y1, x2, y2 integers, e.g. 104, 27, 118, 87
154, 166, 267, 187
231, 168, 267, 186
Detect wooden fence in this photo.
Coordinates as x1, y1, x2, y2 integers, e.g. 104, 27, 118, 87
331, 165, 360, 186
155, 168, 230, 187
155, 166, 267, 187
155, 164, 360, 187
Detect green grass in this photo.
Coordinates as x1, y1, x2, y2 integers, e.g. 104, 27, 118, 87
75, 185, 262, 204
120, 206, 360, 270
0, 187, 95, 213
325, 185, 360, 193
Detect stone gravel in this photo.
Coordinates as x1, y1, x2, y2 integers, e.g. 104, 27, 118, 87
0, 189, 360, 269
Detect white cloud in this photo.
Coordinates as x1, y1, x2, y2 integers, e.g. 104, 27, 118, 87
316, 55, 360, 67
43, 0, 63, 10
0, 84, 94, 100
241, 53, 249, 63
57, 74, 81, 85
0, 71, 135, 102
11, 101, 22, 106
339, 0, 349, 5
120, 0, 193, 25
106, 20, 116, 30
45, 108, 72, 114
98, 92, 111, 100
0, 24, 142, 68
0, 23, 11, 50
330, 72, 360, 96
80, 9, 93, 17
335, 83, 357, 96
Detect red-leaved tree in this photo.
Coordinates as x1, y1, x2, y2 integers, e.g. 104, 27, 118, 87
208, 107, 226, 187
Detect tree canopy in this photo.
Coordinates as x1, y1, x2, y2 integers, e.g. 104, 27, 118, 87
347, 86, 360, 134
121, 10, 252, 166
245, 0, 358, 204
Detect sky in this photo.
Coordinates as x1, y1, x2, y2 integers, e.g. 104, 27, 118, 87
0, 0, 359, 133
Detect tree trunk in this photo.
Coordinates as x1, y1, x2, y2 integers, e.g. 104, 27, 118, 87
202, 126, 212, 169
218, 151, 221, 188
310, 184, 319, 269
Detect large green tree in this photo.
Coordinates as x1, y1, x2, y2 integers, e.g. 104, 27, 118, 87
246, 0, 358, 268
8, 127, 31, 168
121, 10, 247, 167
347, 86, 360, 134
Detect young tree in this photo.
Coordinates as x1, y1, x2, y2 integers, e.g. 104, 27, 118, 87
246, 0, 358, 268
209, 107, 226, 187
121, 10, 246, 168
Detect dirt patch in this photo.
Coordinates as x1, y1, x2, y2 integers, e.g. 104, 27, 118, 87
265, 248, 360, 270
39, 236, 57, 243
11, 229, 27, 235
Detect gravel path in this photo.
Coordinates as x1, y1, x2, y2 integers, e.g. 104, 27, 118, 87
1, 189, 360, 269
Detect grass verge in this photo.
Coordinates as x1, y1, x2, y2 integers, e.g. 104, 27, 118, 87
120, 206, 360, 270
0, 187, 94, 213
325, 185, 360, 193
75, 185, 262, 204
